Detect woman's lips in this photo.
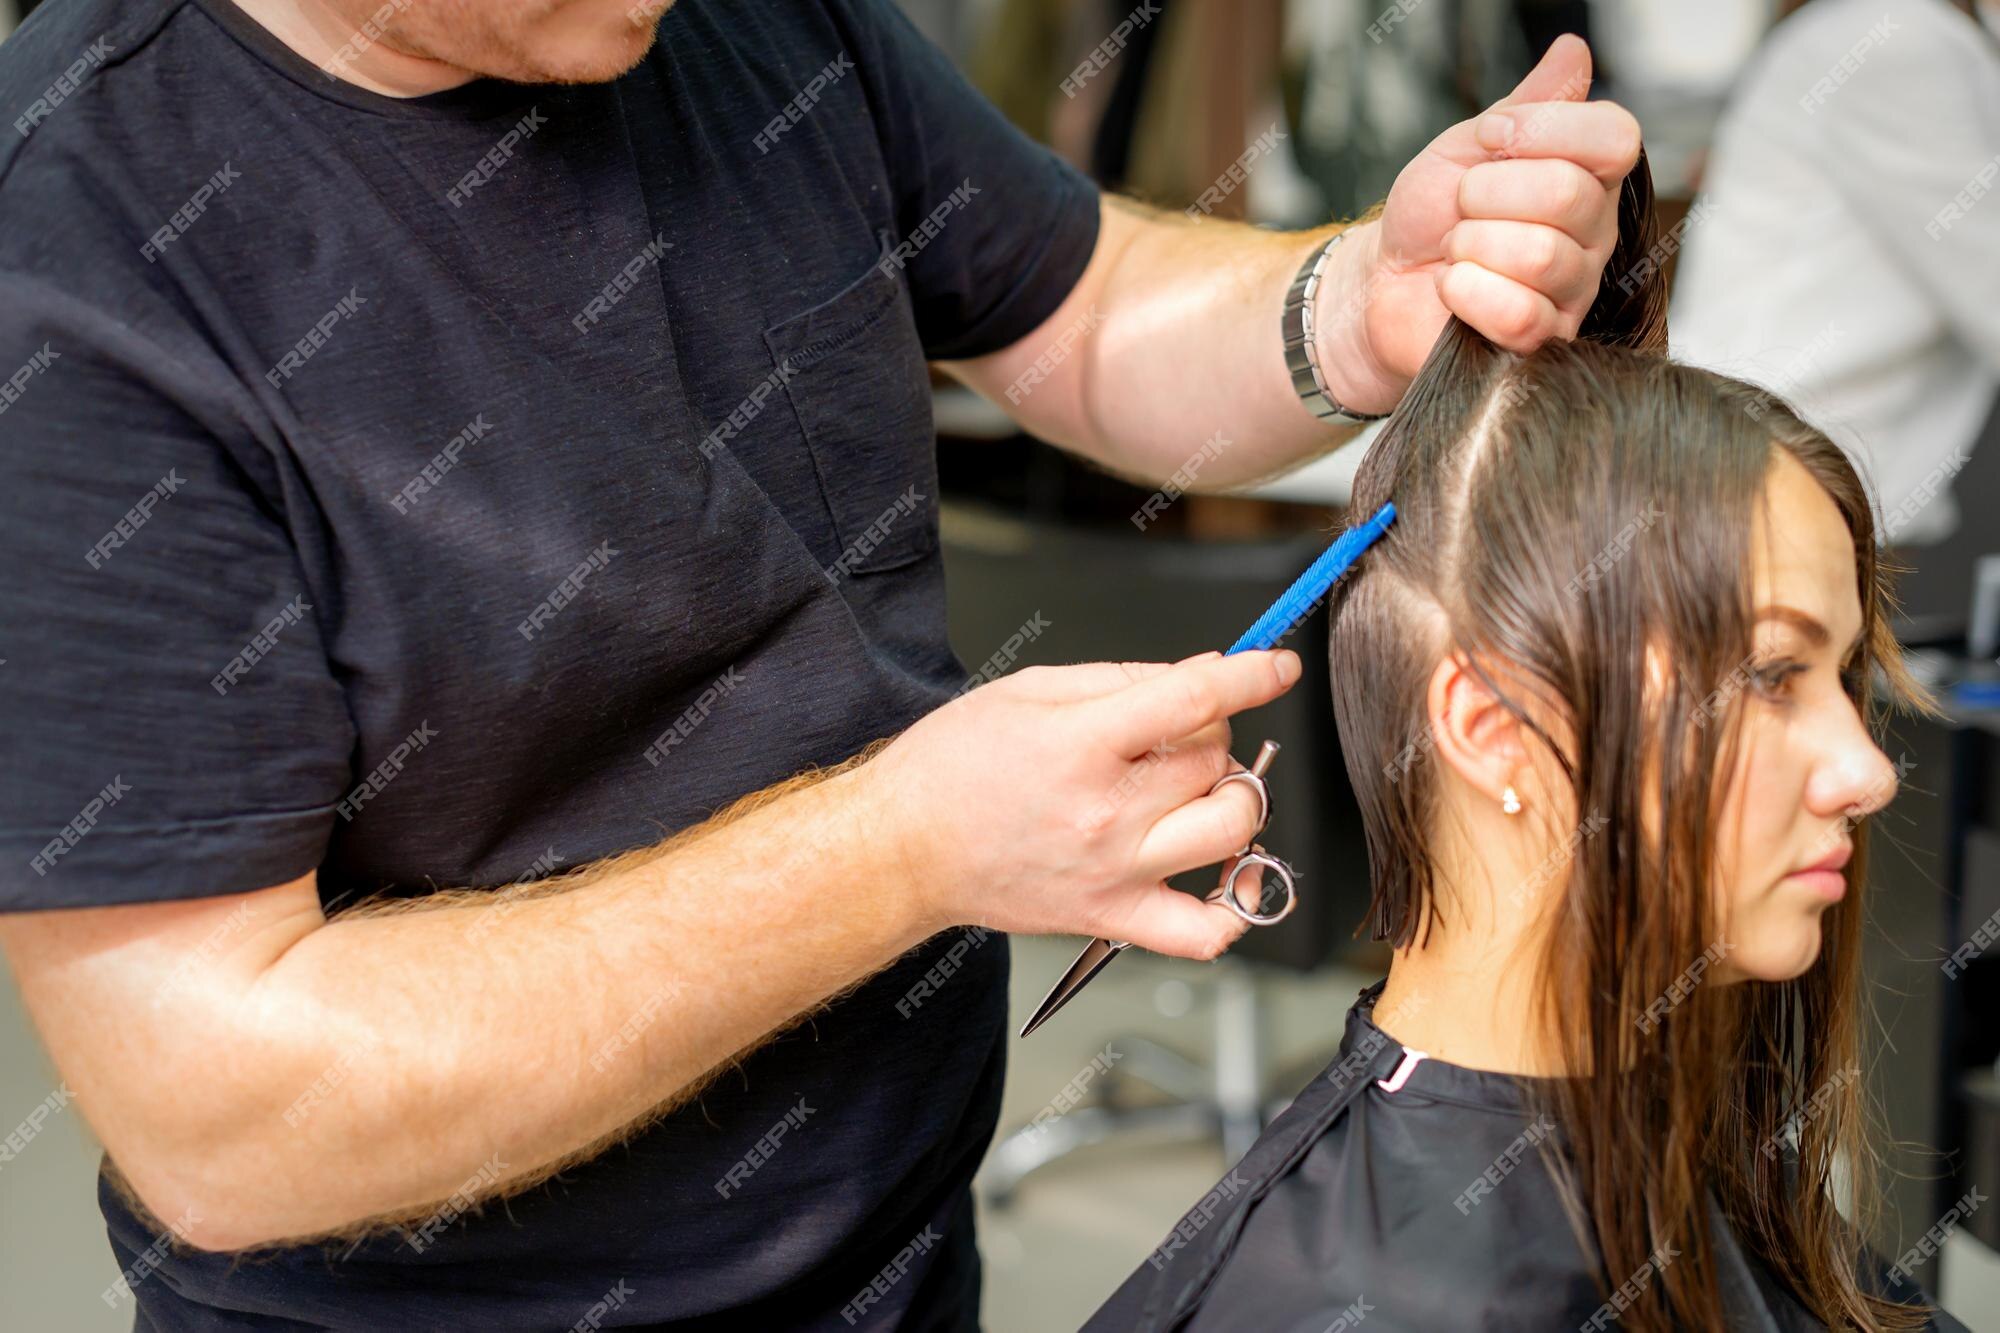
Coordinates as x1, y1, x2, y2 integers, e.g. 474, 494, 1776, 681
1786, 844, 1852, 902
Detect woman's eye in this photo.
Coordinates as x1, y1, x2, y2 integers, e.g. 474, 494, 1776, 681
1750, 660, 1805, 698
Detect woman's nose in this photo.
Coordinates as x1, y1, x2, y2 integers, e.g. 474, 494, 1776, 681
1808, 727, 1901, 821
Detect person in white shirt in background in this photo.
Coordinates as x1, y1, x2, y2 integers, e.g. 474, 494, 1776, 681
1671, 0, 2000, 630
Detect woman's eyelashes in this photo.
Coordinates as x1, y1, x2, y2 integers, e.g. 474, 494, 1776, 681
1748, 657, 1807, 701
1746, 651, 1867, 705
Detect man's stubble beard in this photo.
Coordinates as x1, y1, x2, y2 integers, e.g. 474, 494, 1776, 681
385, 0, 672, 87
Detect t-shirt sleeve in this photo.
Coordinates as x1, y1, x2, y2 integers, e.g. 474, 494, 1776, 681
827, 0, 1103, 361
0, 286, 356, 912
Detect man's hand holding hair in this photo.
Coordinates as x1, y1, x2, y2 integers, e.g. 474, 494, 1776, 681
1326, 34, 1643, 413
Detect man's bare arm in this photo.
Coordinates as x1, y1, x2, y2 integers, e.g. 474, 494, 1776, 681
0, 753, 927, 1253
945, 199, 1368, 490
0, 649, 1298, 1253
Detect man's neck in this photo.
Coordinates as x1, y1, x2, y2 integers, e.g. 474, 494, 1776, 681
226, 0, 475, 98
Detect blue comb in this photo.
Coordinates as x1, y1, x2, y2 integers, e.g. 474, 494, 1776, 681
1225, 502, 1397, 655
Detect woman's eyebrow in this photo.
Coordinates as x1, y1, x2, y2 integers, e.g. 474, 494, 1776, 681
1754, 604, 1862, 656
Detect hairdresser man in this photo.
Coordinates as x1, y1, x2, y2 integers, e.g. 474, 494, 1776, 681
0, 0, 1636, 1325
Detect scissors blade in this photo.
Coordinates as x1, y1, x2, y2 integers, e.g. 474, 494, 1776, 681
1019, 937, 1127, 1037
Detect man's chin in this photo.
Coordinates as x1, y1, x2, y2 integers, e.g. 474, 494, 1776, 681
480, 15, 665, 86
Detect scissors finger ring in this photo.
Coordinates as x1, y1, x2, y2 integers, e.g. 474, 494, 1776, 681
1211, 849, 1297, 925
1205, 742, 1296, 925
1207, 767, 1272, 839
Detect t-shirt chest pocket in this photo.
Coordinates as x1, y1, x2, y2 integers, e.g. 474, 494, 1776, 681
761, 239, 939, 578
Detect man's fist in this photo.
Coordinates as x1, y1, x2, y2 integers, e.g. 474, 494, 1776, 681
1321, 35, 1643, 414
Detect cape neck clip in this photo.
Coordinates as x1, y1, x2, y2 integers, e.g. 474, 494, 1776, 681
1376, 1047, 1429, 1093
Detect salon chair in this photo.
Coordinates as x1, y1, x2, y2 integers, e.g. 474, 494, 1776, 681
940, 497, 1379, 1196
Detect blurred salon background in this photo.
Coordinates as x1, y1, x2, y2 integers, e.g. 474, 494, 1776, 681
2, 0, 1996, 1329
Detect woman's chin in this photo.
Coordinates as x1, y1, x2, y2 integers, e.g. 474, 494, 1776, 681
1728, 917, 1825, 983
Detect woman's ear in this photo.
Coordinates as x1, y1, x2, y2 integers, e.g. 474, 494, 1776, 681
1426, 652, 1530, 810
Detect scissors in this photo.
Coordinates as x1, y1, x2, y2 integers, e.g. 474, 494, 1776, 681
1016, 500, 1397, 1038
1019, 739, 1295, 1037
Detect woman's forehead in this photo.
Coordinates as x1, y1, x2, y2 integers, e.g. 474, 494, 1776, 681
1749, 452, 1861, 646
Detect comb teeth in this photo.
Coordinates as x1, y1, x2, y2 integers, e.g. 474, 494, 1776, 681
1226, 502, 1397, 656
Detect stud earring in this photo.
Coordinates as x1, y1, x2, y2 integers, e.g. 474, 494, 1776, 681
1501, 786, 1522, 815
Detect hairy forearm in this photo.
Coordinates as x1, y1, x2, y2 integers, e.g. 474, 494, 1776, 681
63, 757, 932, 1251
10, 649, 1306, 1255
951, 196, 1396, 491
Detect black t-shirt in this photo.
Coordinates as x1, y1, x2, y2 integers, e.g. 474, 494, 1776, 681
0, 0, 1098, 1326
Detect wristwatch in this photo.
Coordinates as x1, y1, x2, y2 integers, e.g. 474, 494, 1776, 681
1281, 231, 1389, 426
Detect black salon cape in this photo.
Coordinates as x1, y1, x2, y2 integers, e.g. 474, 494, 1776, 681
1085, 983, 1968, 1333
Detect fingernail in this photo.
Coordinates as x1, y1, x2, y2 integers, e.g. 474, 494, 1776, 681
1477, 112, 1514, 152
1275, 650, 1302, 686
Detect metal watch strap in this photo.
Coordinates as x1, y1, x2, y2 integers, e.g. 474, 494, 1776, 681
1281, 231, 1388, 425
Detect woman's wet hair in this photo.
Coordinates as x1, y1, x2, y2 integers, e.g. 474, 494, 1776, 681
1327, 149, 1930, 1329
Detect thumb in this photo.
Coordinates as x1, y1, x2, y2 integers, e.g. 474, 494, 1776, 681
1099, 882, 1251, 961
1492, 33, 1593, 110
